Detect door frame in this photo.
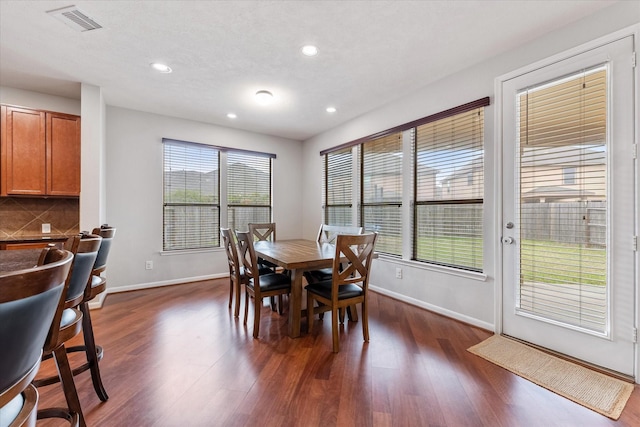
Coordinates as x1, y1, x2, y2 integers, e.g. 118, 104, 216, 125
494, 24, 640, 382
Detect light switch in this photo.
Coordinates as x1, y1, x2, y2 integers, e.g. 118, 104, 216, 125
42, 223, 51, 233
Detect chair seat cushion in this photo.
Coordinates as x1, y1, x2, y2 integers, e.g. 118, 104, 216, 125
239, 265, 278, 278
248, 273, 291, 292
60, 308, 81, 328
305, 280, 363, 299
305, 268, 333, 282
91, 274, 106, 288
0, 391, 24, 427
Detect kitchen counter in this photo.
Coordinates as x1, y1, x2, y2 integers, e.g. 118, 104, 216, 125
0, 248, 40, 272
0, 234, 73, 250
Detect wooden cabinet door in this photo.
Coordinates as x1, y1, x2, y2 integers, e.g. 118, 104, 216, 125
1, 106, 46, 195
47, 112, 81, 196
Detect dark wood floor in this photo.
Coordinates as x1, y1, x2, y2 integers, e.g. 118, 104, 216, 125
35, 278, 639, 426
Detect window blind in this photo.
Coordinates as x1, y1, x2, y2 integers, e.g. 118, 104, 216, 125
227, 151, 272, 232
414, 108, 484, 271
324, 147, 353, 226
163, 139, 220, 250
517, 66, 608, 332
361, 132, 403, 256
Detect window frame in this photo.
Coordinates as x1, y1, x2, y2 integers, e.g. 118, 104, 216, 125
162, 138, 275, 252
320, 97, 490, 273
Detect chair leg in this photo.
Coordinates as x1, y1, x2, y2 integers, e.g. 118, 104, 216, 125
339, 307, 345, 324
307, 295, 314, 333
347, 304, 359, 322
80, 303, 109, 401
52, 345, 86, 427
362, 301, 369, 343
277, 295, 284, 315
234, 280, 242, 317
228, 279, 233, 308
243, 290, 249, 325
253, 298, 261, 339
331, 308, 340, 353
270, 296, 277, 312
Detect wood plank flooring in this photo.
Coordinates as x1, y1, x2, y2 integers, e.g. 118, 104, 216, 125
34, 278, 639, 426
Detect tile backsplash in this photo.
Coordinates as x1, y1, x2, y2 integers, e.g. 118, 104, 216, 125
0, 197, 79, 238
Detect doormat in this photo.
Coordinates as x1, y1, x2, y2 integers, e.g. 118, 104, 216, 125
467, 335, 634, 420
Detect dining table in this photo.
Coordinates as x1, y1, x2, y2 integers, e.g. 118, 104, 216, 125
253, 239, 340, 338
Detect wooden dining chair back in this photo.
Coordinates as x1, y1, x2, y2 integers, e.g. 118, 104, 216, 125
306, 224, 364, 285
33, 233, 102, 427
86, 224, 116, 301
306, 232, 377, 352
316, 224, 363, 245
0, 248, 73, 427
221, 228, 248, 317
248, 222, 276, 242
236, 231, 291, 339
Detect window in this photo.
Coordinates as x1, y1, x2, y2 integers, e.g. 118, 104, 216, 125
320, 97, 489, 272
324, 147, 353, 226
227, 151, 272, 232
163, 139, 220, 250
414, 107, 484, 271
361, 132, 403, 256
163, 138, 274, 251
563, 167, 577, 185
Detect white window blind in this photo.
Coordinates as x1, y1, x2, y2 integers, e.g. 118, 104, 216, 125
414, 108, 484, 271
361, 132, 403, 256
163, 139, 220, 250
517, 66, 607, 332
227, 151, 272, 232
324, 147, 353, 226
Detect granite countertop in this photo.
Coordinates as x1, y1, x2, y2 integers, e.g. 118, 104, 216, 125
0, 234, 73, 244
0, 248, 41, 272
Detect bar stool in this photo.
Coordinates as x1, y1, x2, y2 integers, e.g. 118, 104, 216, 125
33, 233, 102, 427
0, 247, 75, 427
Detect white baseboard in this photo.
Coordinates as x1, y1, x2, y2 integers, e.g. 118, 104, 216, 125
369, 284, 494, 331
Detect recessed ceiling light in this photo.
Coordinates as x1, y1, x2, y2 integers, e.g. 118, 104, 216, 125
301, 45, 318, 57
227, 113, 237, 119
150, 63, 172, 73
255, 90, 274, 105
326, 106, 337, 113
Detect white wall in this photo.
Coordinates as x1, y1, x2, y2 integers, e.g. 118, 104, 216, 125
0, 86, 80, 115
301, 1, 640, 330
104, 107, 303, 292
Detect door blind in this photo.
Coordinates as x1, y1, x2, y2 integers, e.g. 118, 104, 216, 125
517, 65, 608, 333
361, 132, 403, 256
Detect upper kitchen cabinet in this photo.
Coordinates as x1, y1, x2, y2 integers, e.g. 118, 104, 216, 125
1, 105, 80, 197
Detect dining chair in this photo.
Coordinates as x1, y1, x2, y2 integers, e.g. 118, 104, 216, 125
305, 224, 364, 284
63, 224, 116, 402
33, 233, 102, 427
0, 247, 74, 427
248, 222, 281, 312
306, 232, 377, 353
305, 224, 364, 323
221, 227, 248, 317
236, 231, 291, 339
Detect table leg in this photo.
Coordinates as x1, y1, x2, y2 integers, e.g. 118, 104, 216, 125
288, 268, 303, 338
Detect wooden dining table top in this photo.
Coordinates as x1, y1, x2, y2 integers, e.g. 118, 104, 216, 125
253, 239, 338, 270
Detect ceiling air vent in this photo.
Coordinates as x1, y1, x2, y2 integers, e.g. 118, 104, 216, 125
47, 5, 102, 32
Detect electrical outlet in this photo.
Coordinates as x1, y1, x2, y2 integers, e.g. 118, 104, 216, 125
395, 267, 402, 279
145, 260, 153, 270
41, 223, 51, 233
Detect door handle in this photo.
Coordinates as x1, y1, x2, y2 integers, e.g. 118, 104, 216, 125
502, 236, 515, 244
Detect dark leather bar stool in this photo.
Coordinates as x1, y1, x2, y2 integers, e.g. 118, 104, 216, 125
65, 224, 116, 402
33, 233, 102, 427
0, 247, 75, 427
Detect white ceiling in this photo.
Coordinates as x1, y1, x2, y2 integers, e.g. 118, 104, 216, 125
0, 0, 619, 141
